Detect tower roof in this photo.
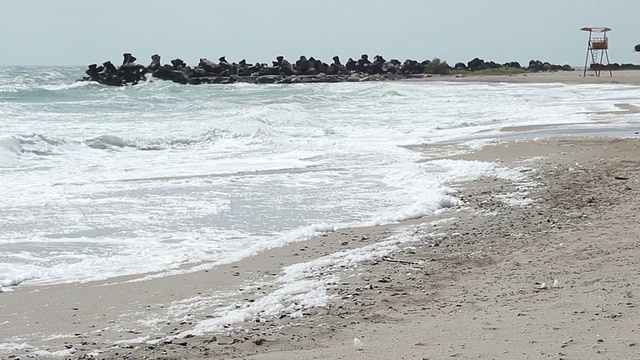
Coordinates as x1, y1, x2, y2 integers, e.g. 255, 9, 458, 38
581, 27, 612, 33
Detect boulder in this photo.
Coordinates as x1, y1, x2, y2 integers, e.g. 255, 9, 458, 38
345, 58, 357, 72
327, 56, 348, 75
355, 54, 371, 72
400, 59, 425, 74
169, 70, 190, 84
467, 58, 485, 71
347, 75, 361, 82
528, 60, 544, 72
171, 58, 186, 70
256, 76, 279, 84
198, 58, 221, 74
503, 61, 522, 69
122, 53, 137, 66
278, 58, 297, 76
85, 64, 100, 81
147, 54, 162, 71
295, 56, 311, 75
154, 64, 191, 84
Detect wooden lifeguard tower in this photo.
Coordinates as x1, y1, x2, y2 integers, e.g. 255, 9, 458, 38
581, 27, 612, 77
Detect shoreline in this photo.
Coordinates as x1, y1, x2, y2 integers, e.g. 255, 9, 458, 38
0, 212, 444, 357
404, 69, 640, 85
3, 136, 640, 359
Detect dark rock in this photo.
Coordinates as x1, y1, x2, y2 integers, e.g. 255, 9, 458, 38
256, 76, 279, 84
503, 61, 522, 69
169, 70, 190, 84
454, 62, 467, 71
355, 54, 371, 73
278, 58, 297, 76
102, 61, 118, 74
316, 61, 329, 75
345, 58, 357, 72
295, 56, 311, 75
84, 53, 589, 86
327, 56, 348, 75
400, 59, 425, 74
153, 64, 190, 84
467, 58, 485, 71
147, 54, 161, 71
528, 59, 544, 72
85, 64, 100, 81
122, 53, 137, 66
198, 58, 221, 74
347, 75, 361, 82
190, 68, 208, 78
171, 58, 186, 70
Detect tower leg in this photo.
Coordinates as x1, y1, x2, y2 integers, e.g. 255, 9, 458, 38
583, 45, 590, 77
605, 49, 613, 77
598, 50, 604, 77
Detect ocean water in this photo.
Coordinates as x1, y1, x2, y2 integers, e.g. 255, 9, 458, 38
1, 66, 639, 290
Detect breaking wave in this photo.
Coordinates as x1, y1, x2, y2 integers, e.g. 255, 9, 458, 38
0, 126, 272, 163
0, 134, 67, 166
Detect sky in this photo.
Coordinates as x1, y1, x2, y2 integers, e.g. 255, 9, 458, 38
1, 0, 640, 67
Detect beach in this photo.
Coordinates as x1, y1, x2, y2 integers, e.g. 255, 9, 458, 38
2, 71, 640, 360
3, 138, 640, 360
409, 69, 640, 85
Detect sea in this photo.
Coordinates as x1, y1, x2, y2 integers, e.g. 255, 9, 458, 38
1, 66, 639, 291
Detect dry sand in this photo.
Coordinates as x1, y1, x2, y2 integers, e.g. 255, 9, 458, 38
2, 73, 640, 360
405, 69, 640, 85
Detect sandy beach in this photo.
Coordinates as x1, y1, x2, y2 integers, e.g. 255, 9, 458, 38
404, 69, 640, 85
2, 73, 640, 360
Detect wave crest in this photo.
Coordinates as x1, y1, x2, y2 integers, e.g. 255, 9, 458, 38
0, 134, 67, 166
0, 122, 273, 167
85, 135, 136, 150
85, 129, 232, 150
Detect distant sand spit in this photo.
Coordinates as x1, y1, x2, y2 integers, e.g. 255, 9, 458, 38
405, 69, 640, 84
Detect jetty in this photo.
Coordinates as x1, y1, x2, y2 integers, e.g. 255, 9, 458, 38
82, 53, 578, 86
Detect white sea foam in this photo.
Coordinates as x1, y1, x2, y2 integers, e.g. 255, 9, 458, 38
186, 225, 423, 335
0, 342, 32, 353
1, 69, 639, 288
113, 336, 152, 345
32, 348, 78, 357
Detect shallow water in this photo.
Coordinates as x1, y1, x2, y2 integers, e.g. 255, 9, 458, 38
1, 66, 639, 288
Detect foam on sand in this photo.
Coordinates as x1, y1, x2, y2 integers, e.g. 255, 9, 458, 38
185, 224, 433, 336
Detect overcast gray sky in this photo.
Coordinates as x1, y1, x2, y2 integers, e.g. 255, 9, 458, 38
1, 0, 639, 67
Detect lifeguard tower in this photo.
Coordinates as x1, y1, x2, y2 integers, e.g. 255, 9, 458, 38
581, 27, 612, 77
